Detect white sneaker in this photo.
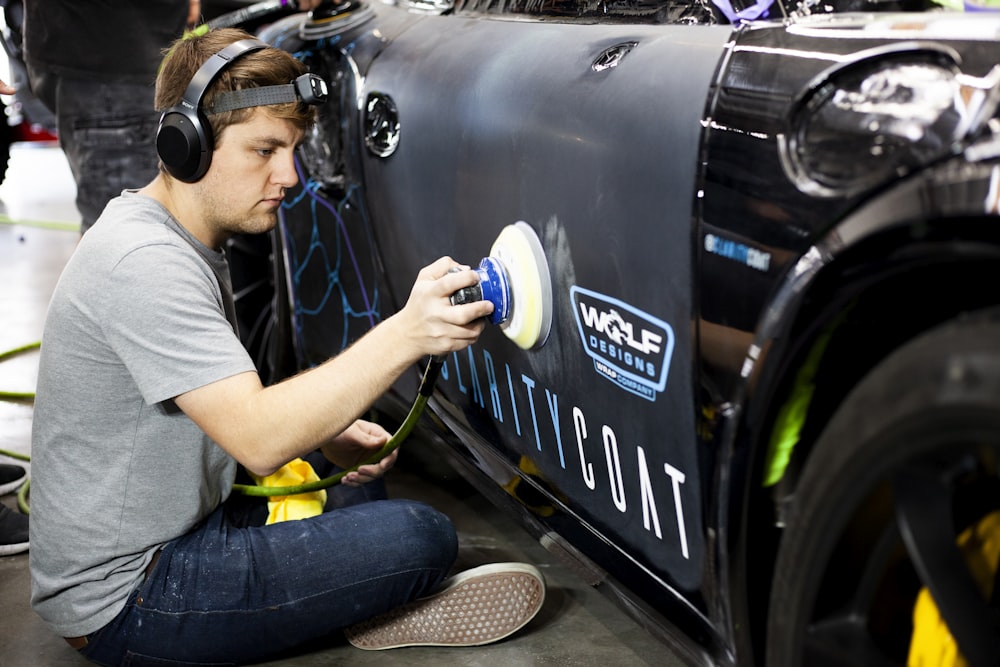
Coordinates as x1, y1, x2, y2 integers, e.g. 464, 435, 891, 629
345, 562, 546, 650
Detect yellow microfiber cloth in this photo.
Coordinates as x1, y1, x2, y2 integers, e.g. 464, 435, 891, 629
253, 458, 327, 525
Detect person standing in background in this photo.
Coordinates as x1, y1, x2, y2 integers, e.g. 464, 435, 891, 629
22, 1, 197, 235
22, 0, 324, 235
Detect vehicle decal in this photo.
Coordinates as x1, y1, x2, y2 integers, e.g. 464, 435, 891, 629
570, 286, 675, 402
440, 345, 694, 565
704, 233, 772, 272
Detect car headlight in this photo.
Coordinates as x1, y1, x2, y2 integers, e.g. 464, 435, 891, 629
779, 50, 998, 197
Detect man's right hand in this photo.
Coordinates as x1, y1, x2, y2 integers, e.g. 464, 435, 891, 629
393, 257, 494, 360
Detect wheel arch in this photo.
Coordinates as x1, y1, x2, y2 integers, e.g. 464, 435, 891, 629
729, 157, 1000, 658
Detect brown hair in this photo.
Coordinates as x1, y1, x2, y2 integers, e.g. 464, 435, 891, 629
156, 27, 316, 149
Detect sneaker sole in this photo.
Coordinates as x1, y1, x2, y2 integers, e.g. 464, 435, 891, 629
0, 478, 26, 497
345, 562, 545, 650
0, 540, 29, 556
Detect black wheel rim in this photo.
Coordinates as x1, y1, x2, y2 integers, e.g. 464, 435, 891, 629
797, 432, 1000, 667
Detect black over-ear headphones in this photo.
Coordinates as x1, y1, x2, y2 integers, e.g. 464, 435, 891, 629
156, 39, 267, 183
155, 38, 329, 183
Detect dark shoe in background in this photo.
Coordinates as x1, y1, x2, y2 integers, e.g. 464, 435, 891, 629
0, 464, 29, 556
0, 464, 27, 496
0, 504, 29, 556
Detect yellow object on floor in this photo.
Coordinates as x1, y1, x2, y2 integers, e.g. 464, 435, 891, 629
253, 458, 327, 524
907, 510, 1000, 666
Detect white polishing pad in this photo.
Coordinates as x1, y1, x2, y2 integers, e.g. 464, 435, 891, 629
489, 222, 552, 350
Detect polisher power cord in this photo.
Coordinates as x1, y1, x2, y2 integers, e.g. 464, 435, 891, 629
0, 338, 443, 507
232, 357, 443, 497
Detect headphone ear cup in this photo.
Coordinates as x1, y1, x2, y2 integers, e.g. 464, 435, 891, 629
155, 39, 267, 183
156, 108, 213, 183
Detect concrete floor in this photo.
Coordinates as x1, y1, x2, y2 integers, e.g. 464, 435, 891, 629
0, 143, 681, 666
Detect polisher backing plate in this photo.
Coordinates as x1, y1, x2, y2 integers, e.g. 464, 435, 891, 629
489, 222, 553, 350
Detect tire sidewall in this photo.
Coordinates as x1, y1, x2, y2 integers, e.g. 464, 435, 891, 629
766, 315, 1000, 665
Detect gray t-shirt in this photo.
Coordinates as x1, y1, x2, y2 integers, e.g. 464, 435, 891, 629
29, 191, 258, 638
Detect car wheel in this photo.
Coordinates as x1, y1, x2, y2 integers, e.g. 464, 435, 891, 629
226, 225, 297, 386
765, 314, 1000, 667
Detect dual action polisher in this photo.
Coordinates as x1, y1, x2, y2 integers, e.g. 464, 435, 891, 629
451, 221, 553, 350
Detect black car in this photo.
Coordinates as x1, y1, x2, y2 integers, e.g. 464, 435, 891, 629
227, 1, 1000, 664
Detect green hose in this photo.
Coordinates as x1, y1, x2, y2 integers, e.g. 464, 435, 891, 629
0, 341, 40, 401
16, 479, 30, 515
233, 357, 443, 497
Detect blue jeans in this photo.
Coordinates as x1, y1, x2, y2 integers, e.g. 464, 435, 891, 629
26, 66, 162, 234
76, 480, 458, 666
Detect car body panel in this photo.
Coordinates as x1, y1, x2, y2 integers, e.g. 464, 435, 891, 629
255, 4, 1000, 663
360, 14, 732, 594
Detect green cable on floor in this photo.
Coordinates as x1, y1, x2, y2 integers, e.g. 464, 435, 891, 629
0, 341, 40, 400
0, 213, 80, 233
0, 342, 39, 514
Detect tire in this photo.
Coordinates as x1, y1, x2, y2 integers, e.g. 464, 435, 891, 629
765, 314, 1000, 667
226, 224, 297, 386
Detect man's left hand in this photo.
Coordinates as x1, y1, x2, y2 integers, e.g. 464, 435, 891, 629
321, 419, 398, 486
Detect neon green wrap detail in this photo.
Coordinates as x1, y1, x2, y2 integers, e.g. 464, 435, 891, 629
762, 310, 847, 488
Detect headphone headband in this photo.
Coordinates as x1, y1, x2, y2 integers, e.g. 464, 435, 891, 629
208, 73, 329, 115
181, 39, 268, 113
